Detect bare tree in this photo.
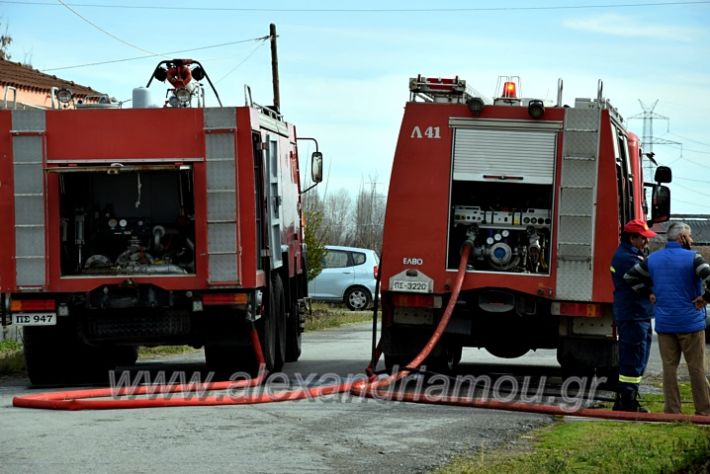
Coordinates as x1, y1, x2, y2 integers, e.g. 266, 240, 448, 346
304, 181, 386, 254
350, 177, 385, 252
321, 189, 352, 245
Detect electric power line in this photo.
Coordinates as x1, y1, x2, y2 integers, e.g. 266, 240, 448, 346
42, 35, 269, 71
215, 39, 268, 84
673, 182, 710, 198
665, 132, 710, 148
682, 147, 710, 155
56, 0, 160, 57
678, 156, 707, 168
676, 175, 710, 184
671, 198, 709, 209
4, 0, 710, 12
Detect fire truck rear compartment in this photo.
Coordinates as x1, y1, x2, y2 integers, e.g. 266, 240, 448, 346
58, 169, 196, 276
447, 181, 553, 273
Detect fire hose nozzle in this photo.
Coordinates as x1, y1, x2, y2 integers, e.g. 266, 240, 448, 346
461, 239, 475, 255
462, 226, 477, 252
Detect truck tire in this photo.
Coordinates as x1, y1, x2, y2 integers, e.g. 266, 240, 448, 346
345, 286, 371, 311
205, 283, 281, 376
384, 354, 410, 374
110, 346, 139, 366
23, 325, 72, 386
24, 319, 116, 385
485, 344, 530, 359
272, 274, 287, 371
285, 299, 302, 362
557, 337, 618, 386
205, 344, 255, 377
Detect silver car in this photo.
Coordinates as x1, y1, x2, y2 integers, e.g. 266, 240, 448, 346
308, 245, 379, 311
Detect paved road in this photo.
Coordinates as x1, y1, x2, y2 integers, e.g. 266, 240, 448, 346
0, 323, 552, 474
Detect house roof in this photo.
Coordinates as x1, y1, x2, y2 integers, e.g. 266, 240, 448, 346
654, 214, 710, 245
0, 58, 103, 97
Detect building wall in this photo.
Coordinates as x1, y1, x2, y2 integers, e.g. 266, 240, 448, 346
0, 85, 96, 109
0, 85, 55, 108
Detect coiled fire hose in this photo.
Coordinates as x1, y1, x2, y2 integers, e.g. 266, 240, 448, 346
12, 242, 710, 424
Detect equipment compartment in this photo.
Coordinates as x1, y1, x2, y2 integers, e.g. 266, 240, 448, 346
447, 181, 553, 274
58, 168, 196, 276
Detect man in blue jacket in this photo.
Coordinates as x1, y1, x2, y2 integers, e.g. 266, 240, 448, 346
625, 222, 710, 415
610, 218, 656, 412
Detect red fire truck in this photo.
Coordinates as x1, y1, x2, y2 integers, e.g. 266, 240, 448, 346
380, 75, 671, 375
0, 56, 323, 385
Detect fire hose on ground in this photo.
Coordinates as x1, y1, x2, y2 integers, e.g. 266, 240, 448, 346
12, 242, 710, 425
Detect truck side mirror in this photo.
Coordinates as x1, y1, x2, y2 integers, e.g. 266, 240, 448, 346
651, 184, 671, 223
311, 152, 323, 183
654, 166, 672, 184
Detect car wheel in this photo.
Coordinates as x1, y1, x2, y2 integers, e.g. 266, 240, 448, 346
345, 286, 371, 311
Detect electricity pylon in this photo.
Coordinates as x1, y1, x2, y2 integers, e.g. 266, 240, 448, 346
628, 100, 681, 181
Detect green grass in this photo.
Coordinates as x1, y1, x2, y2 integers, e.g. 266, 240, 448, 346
0, 339, 25, 375
304, 303, 374, 331
436, 421, 710, 474
640, 383, 696, 415
599, 382, 697, 415
137, 345, 198, 360
0, 339, 22, 353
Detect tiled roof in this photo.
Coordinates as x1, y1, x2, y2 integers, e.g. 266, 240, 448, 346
653, 214, 710, 245
0, 58, 103, 97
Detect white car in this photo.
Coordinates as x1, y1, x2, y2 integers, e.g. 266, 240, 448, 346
308, 245, 379, 311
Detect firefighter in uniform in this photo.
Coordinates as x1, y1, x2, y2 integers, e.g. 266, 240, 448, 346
609, 218, 656, 412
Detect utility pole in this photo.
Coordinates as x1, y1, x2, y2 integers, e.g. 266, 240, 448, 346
628, 100, 681, 181
269, 23, 280, 113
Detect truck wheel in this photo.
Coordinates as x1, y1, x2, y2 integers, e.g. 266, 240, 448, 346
485, 344, 530, 359
205, 295, 280, 377
384, 354, 410, 374
285, 299, 302, 362
256, 291, 278, 372
205, 333, 274, 377
24, 319, 112, 385
110, 346, 139, 366
272, 274, 287, 371
345, 286, 371, 311
23, 325, 71, 386
557, 337, 618, 383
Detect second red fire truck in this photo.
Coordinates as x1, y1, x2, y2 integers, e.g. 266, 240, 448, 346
379, 75, 671, 375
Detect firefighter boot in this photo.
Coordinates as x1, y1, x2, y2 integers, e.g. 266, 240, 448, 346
613, 390, 649, 413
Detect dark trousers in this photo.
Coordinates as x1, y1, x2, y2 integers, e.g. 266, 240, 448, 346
616, 319, 653, 393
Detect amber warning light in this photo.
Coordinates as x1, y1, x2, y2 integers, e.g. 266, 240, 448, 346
502, 81, 517, 98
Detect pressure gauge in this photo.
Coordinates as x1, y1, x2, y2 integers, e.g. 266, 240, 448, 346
501, 230, 510, 238
486, 237, 494, 245
494, 233, 502, 241
119, 219, 128, 228
108, 218, 118, 229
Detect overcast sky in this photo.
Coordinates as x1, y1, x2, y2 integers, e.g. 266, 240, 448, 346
4, 0, 709, 213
